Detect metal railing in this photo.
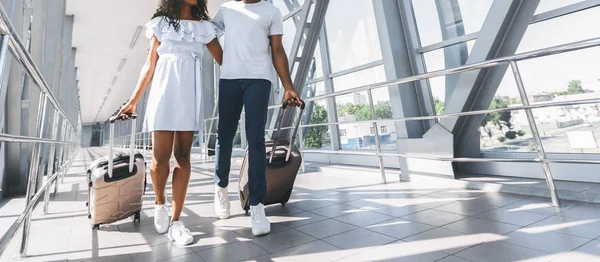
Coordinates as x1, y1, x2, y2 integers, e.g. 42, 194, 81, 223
107, 36, 600, 211
0, 3, 81, 258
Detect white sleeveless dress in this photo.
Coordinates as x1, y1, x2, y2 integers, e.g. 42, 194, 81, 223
143, 16, 222, 132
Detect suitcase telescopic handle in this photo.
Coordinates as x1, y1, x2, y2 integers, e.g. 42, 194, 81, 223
108, 113, 138, 178
270, 99, 305, 164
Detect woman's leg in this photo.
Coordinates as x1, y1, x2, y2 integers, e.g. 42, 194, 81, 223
151, 131, 174, 205
171, 131, 194, 222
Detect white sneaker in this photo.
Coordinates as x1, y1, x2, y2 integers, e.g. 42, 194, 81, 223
154, 204, 169, 234
167, 221, 194, 246
250, 203, 271, 237
214, 186, 230, 219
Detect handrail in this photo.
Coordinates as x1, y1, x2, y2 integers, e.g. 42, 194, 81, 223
0, 150, 78, 255
203, 36, 600, 123
0, 133, 76, 144
0, 4, 80, 137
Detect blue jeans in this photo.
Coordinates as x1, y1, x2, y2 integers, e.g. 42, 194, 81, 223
214, 79, 271, 206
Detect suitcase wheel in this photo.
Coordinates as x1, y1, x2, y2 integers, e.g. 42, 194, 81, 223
92, 224, 100, 230
85, 202, 89, 207
244, 205, 250, 215
88, 214, 91, 219
133, 212, 141, 223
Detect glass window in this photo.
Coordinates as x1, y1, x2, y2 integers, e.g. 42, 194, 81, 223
325, 0, 382, 72
340, 129, 347, 137
535, 0, 586, 14
380, 126, 387, 134
370, 126, 375, 134
411, 0, 493, 47
518, 7, 600, 53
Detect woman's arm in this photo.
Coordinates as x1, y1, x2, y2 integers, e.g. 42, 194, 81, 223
119, 37, 160, 115
206, 38, 223, 66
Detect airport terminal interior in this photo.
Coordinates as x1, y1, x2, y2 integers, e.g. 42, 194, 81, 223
1, 0, 600, 261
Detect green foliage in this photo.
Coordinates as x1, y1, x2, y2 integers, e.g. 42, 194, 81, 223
505, 131, 518, 140
567, 80, 584, 95
517, 130, 525, 136
303, 104, 329, 149
337, 101, 393, 120
482, 97, 512, 130
497, 136, 507, 143
433, 98, 444, 115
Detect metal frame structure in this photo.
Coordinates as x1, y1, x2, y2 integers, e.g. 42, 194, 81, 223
0, 2, 81, 258
112, 36, 600, 210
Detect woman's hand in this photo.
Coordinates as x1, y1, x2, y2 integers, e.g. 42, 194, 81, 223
118, 102, 137, 118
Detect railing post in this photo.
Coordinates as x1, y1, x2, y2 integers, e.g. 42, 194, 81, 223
54, 121, 66, 195
510, 61, 562, 207
367, 89, 387, 184
20, 93, 48, 258
43, 110, 60, 214
298, 120, 306, 173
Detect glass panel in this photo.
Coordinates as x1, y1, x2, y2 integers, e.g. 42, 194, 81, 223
423, 40, 474, 72
535, 0, 586, 14
519, 7, 600, 53
412, 0, 493, 47
301, 98, 332, 150
332, 65, 387, 91
325, 0, 382, 72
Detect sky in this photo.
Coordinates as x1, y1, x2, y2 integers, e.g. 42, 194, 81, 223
272, 0, 600, 105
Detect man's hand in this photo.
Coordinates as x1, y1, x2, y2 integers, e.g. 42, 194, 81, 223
283, 89, 302, 107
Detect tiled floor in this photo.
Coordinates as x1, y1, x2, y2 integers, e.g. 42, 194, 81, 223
1, 148, 600, 262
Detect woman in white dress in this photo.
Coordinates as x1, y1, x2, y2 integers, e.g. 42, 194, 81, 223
118, 0, 222, 246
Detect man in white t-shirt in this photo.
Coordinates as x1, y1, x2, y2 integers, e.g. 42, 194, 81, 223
211, 0, 301, 237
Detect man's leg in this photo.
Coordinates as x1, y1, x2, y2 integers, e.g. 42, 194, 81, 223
214, 79, 243, 219
242, 79, 271, 236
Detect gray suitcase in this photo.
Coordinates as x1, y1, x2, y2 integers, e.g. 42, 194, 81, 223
87, 114, 146, 229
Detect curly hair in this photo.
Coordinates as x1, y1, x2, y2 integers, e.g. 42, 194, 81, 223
152, 0, 210, 32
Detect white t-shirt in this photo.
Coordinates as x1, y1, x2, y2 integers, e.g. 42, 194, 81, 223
212, 1, 283, 82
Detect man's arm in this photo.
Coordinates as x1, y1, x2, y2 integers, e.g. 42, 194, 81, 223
270, 35, 301, 105
270, 35, 293, 91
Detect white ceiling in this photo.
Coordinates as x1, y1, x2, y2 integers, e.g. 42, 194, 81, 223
66, 0, 228, 125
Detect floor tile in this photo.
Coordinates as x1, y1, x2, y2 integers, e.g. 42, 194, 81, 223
274, 211, 328, 228
503, 197, 578, 215
322, 228, 395, 250
442, 217, 521, 235
460, 193, 528, 207
250, 229, 316, 253
197, 241, 268, 262
287, 199, 337, 211
402, 209, 467, 227
551, 240, 600, 262
295, 219, 358, 239
364, 218, 435, 239
160, 253, 205, 262
190, 230, 243, 252
503, 229, 591, 254
435, 255, 473, 262
526, 215, 600, 239
128, 242, 195, 262
309, 204, 364, 218
403, 228, 501, 254
475, 208, 551, 227
427, 190, 485, 200
248, 240, 351, 262
434, 201, 498, 216
335, 240, 449, 262
334, 211, 394, 228
455, 242, 553, 262
232, 223, 289, 239
369, 204, 430, 217
559, 203, 600, 220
